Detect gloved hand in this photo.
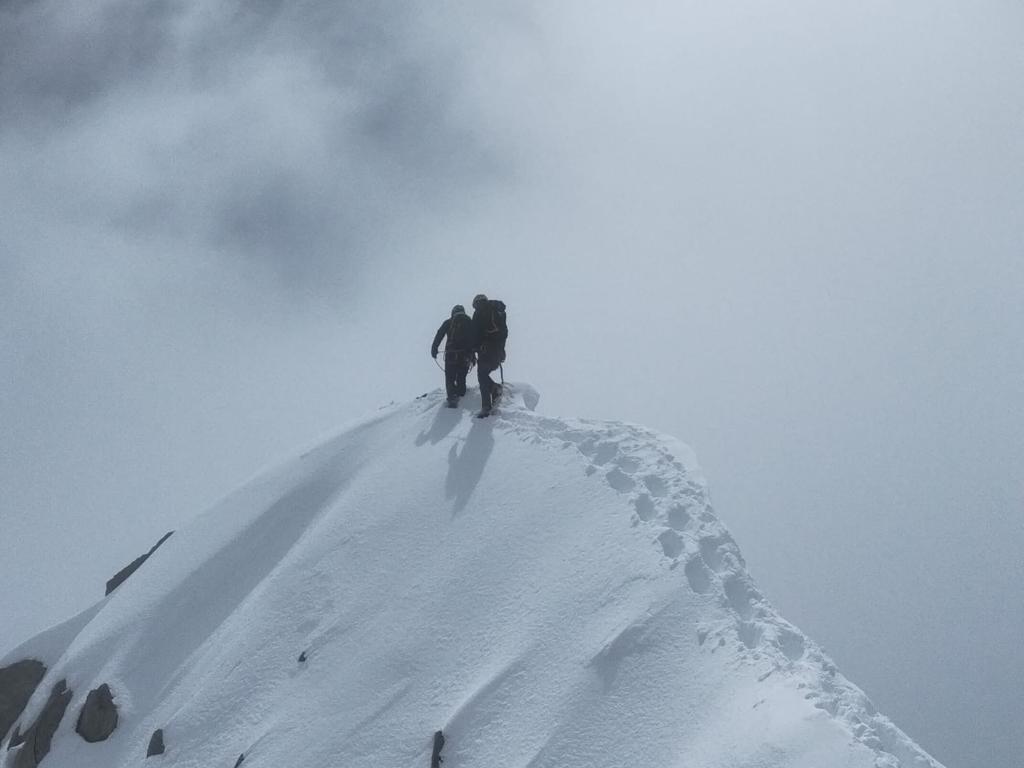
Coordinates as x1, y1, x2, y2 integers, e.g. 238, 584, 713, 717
431, 349, 438, 359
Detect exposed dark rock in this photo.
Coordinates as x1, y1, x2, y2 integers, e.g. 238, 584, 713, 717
431, 730, 445, 768
8, 724, 24, 750
105, 531, 174, 595
234, 753, 245, 767
298, 651, 307, 663
0, 660, 47, 744
12, 679, 73, 768
146, 729, 165, 757
75, 684, 118, 743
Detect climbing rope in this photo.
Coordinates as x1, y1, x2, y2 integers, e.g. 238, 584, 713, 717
433, 351, 477, 373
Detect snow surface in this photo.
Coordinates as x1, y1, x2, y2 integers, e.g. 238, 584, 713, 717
2, 385, 943, 768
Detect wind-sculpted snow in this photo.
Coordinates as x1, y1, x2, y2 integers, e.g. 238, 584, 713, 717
2, 385, 943, 768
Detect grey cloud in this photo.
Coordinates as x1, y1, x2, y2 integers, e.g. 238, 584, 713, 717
0, 0, 180, 113
0, 0, 507, 294
212, 171, 347, 276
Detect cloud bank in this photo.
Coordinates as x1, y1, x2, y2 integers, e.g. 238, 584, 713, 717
1, 1, 1022, 767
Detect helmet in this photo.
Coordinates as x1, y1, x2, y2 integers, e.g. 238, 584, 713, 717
472, 293, 488, 309
451, 304, 465, 317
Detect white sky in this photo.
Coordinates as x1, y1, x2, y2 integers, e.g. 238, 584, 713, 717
2, 1, 1022, 766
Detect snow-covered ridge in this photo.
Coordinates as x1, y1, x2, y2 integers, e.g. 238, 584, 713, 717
2, 385, 943, 768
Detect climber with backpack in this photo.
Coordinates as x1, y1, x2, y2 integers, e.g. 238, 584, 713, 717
431, 304, 476, 407
470, 293, 508, 418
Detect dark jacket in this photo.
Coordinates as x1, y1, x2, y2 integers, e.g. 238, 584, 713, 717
432, 312, 474, 356
471, 300, 507, 351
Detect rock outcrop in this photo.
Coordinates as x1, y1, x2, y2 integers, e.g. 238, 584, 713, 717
146, 728, 165, 757
0, 660, 46, 744
431, 730, 445, 768
75, 684, 117, 743
7, 724, 24, 750
12, 680, 72, 768
105, 531, 174, 595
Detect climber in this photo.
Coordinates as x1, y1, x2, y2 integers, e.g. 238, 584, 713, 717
431, 304, 475, 407
470, 293, 508, 417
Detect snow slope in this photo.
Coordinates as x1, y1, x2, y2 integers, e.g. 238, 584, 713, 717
2, 385, 943, 768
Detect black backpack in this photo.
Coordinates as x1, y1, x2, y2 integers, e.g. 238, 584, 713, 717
449, 311, 472, 348
485, 300, 508, 345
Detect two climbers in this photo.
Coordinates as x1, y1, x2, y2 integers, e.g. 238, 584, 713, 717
430, 293, 508, 417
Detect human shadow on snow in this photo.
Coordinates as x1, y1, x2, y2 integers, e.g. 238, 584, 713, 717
415, 404, 463, 446
445, 418, 495, 516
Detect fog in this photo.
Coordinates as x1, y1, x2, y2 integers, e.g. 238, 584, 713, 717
2, 1, 1022, 766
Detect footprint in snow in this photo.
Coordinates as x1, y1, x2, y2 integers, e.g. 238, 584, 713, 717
593, 441, 619, 465
737, 621, 763, 649
667, 504, 691, 531
723, 576, 759, 621
699, 534, 736, 574
657, 529, 684, 559
643, 474, 669, 498
776, 628, 806, 661
606, 467, 636, 492
684, 556, 712, 594
615, 455, 642, 473
634, 494, 656, 522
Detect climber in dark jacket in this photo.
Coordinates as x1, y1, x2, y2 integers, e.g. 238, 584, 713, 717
470, 293, 508, 417
431, 304, 475, 406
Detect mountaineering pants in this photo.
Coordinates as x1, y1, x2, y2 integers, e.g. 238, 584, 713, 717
477, 346, 504, 410
444, 350, 471, 400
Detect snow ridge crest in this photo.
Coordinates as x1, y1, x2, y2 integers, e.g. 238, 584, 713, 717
1, 384, 943, 768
